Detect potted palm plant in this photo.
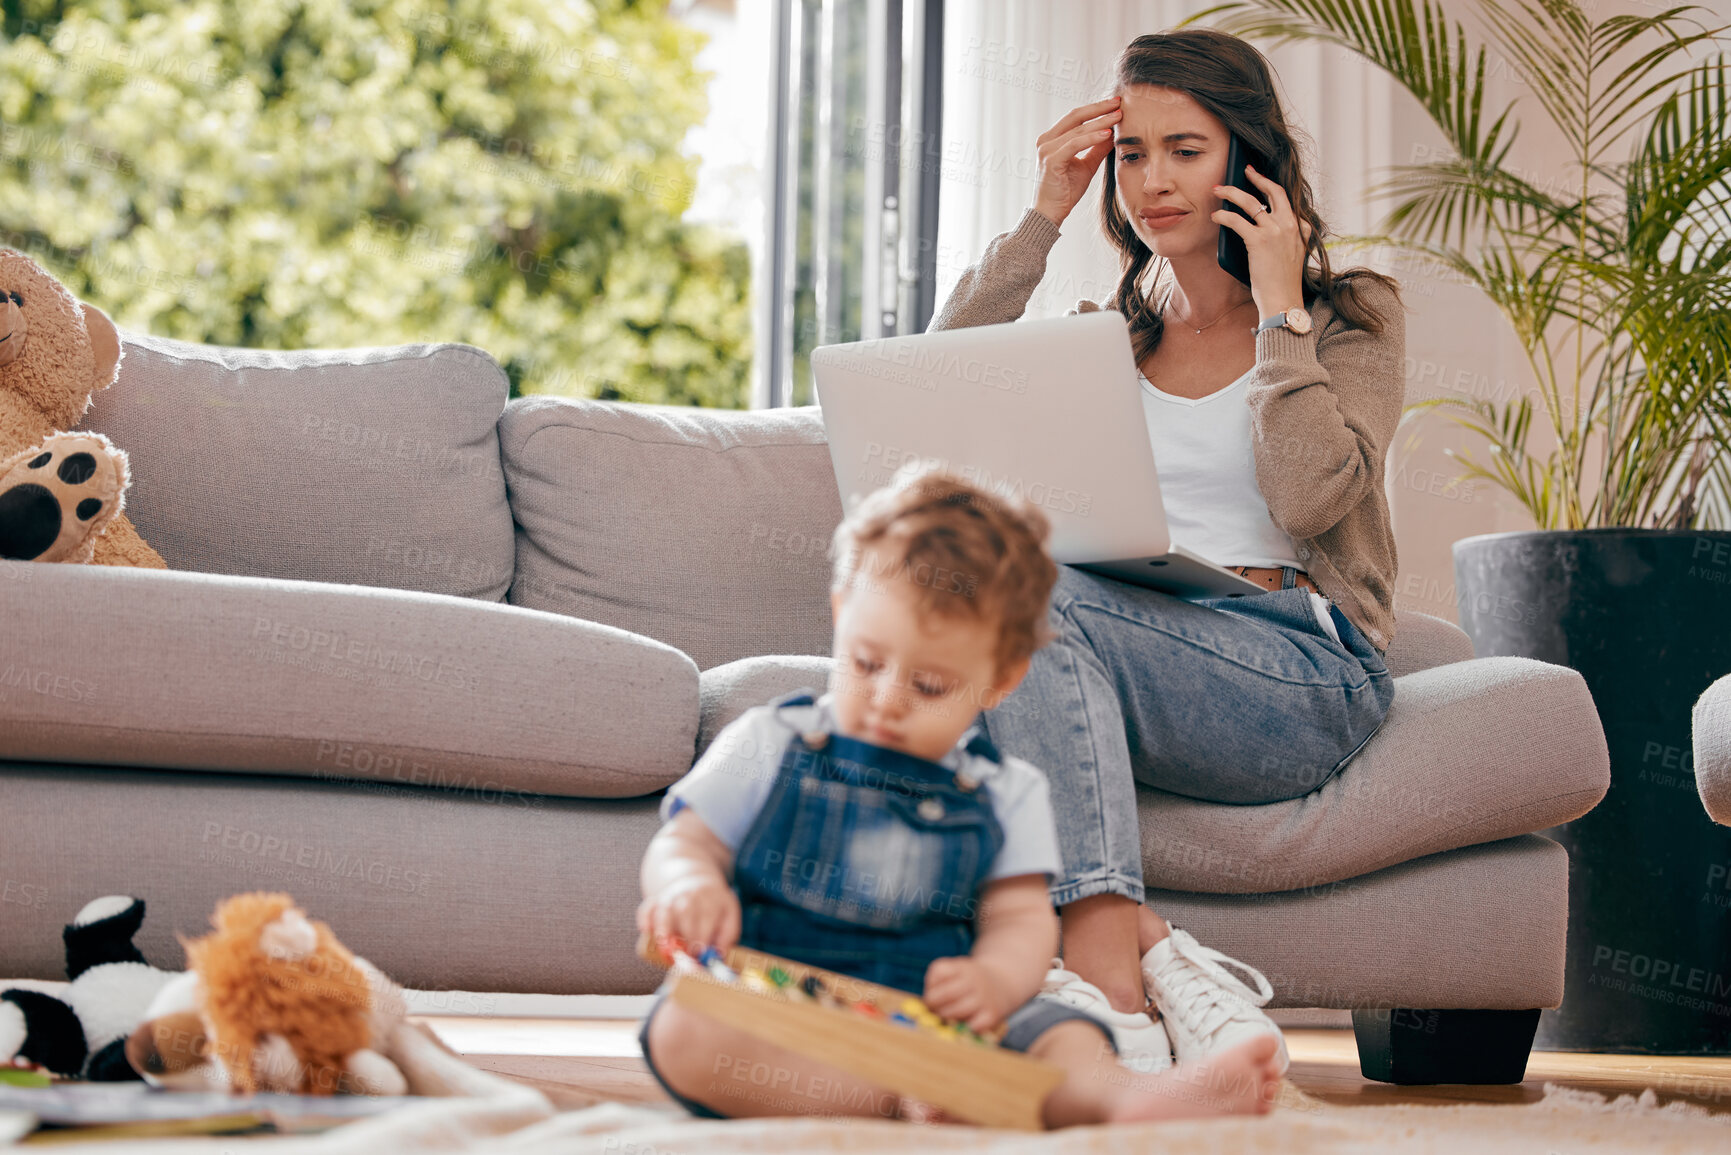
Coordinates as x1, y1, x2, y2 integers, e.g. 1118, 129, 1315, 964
1190, 0, 1731, 1054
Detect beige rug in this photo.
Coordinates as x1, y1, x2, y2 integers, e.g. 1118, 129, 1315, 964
487, 1083, 1728, 1154
487, 1083, 1727, 1155
21, 1043, 1730, 1152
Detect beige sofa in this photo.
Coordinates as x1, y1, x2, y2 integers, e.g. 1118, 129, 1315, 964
0, 333, 1610, 1081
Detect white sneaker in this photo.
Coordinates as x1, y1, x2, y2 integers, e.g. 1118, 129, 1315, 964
1142, 929, 1289, 1075
1040, 958, 1173, 1074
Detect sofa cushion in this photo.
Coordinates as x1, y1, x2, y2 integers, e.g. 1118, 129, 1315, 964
0, 761, 667, 996
1149, 835, 1568, 1009
0, 565, 697, 799
1138, 656, 1608, 892
696, 654, 1609, 894
1382, 609, 1474, 678
78, 332, 515, 602
698, 655, 836, 753
501, 397, 843, 670
0, 761, 1563, 1005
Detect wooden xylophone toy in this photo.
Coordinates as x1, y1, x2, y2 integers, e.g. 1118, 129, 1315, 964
638, 935, 1064, 1130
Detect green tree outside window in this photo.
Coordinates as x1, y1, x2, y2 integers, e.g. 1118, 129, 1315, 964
0, 0, 752, 407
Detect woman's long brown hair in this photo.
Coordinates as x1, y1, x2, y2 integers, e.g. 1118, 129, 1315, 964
1100, 28, 1400, 365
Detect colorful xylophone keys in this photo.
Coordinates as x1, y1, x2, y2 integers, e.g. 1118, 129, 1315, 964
651, 935, 990, 1045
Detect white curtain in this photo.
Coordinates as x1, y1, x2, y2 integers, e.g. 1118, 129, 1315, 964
934, 0, 1397, 319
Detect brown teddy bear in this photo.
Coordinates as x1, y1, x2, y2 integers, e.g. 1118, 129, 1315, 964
0, 248, 165, 567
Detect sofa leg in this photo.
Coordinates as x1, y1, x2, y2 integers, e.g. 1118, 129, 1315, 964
1351, 1008, 1541, 1085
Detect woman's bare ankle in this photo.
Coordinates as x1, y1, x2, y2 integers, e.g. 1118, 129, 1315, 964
1059, 895, 1151, 1015
1095, 976, 1149, 1016
1136, 906, 1171, 957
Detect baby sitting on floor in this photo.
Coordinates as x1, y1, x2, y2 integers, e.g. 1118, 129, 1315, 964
634, 467, 1281, 1127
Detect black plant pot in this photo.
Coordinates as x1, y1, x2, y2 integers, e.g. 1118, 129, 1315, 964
1453, 529, 1731, 1054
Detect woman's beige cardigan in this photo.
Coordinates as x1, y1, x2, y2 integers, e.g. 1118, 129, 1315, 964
930, 208, 1407, 652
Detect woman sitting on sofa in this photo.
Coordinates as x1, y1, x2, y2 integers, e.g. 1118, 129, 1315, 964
930, 27, 1404, 1073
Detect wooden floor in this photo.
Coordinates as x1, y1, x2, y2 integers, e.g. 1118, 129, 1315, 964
414, 1017, 1731, 1117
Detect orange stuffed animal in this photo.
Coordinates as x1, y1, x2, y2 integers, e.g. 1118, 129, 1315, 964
0, 248, 164, 567
125, 893, 407, 1096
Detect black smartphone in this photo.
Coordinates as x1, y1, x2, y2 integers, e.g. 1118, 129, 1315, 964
1216, 133, 1269, 287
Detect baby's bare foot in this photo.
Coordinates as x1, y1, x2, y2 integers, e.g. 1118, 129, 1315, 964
895, 1096, 953, 1125
1106, 1034, 1281, 1124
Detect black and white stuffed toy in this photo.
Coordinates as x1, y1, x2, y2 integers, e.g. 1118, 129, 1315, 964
0, 896, 177, 1080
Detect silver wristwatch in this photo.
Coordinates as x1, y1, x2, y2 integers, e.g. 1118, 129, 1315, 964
1255, 306, 1313, 336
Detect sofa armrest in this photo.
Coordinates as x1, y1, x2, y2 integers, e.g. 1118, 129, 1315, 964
1695, 673, 1731, 825
1384, 609, 1476, 678
698, 655, 836, 756
0, 564, 696, 798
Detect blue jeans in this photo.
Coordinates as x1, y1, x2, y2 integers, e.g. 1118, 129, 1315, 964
978, 568, 1395, 907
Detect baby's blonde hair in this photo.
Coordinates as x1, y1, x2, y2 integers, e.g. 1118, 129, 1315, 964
830, 466, 1058, 676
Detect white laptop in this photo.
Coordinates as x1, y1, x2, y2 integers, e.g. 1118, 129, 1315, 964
811, 311, 1265, 600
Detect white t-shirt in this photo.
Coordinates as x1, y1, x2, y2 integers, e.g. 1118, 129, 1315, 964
1139, 369, 1340, 644
663, 691, 1064, 883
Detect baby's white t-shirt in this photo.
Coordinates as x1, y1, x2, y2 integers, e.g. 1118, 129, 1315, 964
664, 691, 1064, 883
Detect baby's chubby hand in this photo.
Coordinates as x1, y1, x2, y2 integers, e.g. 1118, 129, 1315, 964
636, 875, 741, 956
923, 956, 1018, 1032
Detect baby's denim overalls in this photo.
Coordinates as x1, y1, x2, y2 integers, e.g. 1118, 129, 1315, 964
638, 690, 1116, 1118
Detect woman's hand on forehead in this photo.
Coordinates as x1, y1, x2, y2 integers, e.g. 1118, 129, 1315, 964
1033, 96, 1123, 228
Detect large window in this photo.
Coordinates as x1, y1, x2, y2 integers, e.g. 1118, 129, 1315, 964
757, 0, 945, 407
0, 0, 937, 410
